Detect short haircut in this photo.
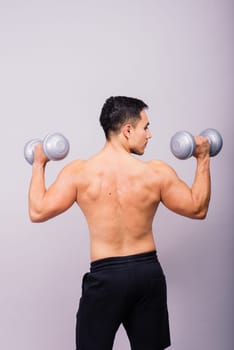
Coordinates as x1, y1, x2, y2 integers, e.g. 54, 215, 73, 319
99, 96, 148, 139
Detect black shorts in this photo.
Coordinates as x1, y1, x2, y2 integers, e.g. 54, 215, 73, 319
76, 251, 171, 350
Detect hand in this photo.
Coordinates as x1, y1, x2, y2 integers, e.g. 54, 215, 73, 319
33, 143, 50, 166
193, 135, 210, 159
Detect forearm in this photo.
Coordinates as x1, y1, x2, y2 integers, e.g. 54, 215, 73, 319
28, 163, 47, 221
191, 155, 211, 218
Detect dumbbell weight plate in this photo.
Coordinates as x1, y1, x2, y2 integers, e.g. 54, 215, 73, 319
24, 138, 42, 165
199, 128, 223, 157
43, 132, 70, 161
170, 131, 196, 159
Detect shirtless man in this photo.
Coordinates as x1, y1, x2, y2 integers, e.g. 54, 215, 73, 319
28, 96, 211, 350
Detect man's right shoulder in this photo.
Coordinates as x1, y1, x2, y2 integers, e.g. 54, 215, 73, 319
62, 159, 87, 174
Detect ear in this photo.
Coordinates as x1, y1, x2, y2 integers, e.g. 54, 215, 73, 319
122, 123, 133, 139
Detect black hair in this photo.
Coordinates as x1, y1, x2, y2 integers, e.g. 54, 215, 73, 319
99, 96, 148, 139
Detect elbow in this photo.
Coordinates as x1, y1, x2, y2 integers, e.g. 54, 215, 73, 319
30, 216, 42, 223
194, 211, 207, 220
29, 209, 47, 223
192, 206, 208, 220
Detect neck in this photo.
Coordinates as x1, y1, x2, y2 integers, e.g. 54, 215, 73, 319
103, 136, 131, 155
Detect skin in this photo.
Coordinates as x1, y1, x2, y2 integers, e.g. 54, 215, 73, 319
28, 110, 211, 261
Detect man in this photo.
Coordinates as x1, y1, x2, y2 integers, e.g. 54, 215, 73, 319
28, 96, 211, 349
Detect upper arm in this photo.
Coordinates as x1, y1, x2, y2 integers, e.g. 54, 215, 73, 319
158, 162, 202, 219
31, 163, 78, 222
47, 167, 77, 213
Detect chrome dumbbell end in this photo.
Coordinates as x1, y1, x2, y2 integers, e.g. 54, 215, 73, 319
199, 128, 223, 157
170, 131, 196, 160
43, 132, 70, 161
24, 138, 43, 165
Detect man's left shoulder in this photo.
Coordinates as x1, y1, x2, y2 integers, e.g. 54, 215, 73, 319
146, 159, 166, 169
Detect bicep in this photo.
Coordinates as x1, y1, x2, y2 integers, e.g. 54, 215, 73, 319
40, 168, 77, 220
160, 166, 196, 218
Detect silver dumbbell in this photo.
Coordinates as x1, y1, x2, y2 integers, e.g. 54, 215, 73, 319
170, 128, 223, 160
24, 132, 70, 165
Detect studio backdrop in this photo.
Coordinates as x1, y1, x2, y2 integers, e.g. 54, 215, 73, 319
0, 1, 233, 349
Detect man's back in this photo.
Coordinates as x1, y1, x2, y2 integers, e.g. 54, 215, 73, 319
74, 147, 161, 260
27, 96, 211, 350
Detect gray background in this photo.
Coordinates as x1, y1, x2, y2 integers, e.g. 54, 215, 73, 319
0, 0, 233, 349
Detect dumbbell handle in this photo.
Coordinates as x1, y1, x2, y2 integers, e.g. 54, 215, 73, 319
170, 128, 223, 160
24, 132, 70, 165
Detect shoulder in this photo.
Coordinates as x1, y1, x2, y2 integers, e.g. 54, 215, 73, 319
146, 159, 179, 183
147, 159, 174, 172
57, 159, 87, 177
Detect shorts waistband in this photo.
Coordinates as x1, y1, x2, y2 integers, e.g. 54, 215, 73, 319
90, 251, 157, 272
